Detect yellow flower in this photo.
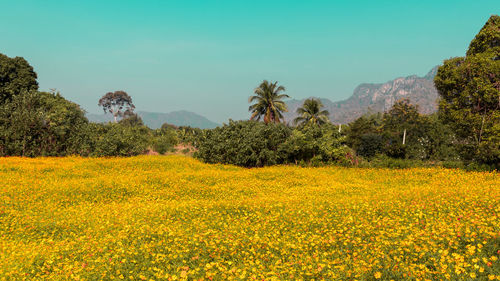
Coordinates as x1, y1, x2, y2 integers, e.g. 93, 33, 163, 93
0, 156, 498, 280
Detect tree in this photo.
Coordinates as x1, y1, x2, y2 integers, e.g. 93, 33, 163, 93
248, 80, 289, 124
434, 15, 500, 165
0, 91, 89, 156
382, 99, 422, 144
0, 53, 38, 104
98, 91, 135, 123
345, 113, 383, 153
293, 98, 330, 126
418, 113, 459, 161
357, 134, 384, 159
382, 99, 434, 159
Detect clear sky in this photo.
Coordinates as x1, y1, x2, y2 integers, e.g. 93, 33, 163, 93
1, 0, 498, 123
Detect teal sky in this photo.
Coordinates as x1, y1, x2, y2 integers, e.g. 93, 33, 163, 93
1, 0, 498, 123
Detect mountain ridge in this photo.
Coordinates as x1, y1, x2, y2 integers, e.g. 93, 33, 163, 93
284, 66, 440, 124
87, 110, 220, 129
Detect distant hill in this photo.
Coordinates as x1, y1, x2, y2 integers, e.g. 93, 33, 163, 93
87, 110, 220, 129
284, 66, 440, 124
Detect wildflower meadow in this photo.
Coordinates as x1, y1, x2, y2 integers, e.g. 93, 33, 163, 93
0, 156, 498, 280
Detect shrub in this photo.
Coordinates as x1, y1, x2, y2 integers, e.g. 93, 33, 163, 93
282, 124, 349, 165
368, 155, 427, 169
385, 142, 407, 159
89, 123, 150, 157
0, 91, 89, 156
196, 120, 291, 167
152, 128, 178, 154
357, 133, 384, 159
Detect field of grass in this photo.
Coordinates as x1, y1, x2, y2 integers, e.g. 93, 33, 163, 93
0, 156, 499, 280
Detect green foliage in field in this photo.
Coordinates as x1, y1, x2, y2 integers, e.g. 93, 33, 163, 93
280, 123, 349, 166
196, 120, 349, 167
0, 91, 89, 156
196, 120, 291, 167
345, 101, 458, 162
0, 54, 38, 104
86, 123, 150, 157
152, 126, 179, 154
0, 91, 151, 157
434, 15, 500, 167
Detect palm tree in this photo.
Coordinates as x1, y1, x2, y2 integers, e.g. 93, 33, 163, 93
248, 80, 290, 124
294, 98, 330, 126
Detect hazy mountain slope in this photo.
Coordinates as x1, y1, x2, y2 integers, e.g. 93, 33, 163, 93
87, 110, 220, 129
284, 66, 440, 124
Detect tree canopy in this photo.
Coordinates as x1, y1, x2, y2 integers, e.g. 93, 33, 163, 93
0, 53, 38, 104
0, 91, 89, 156
98, 91, 135, 122
434, 15, 500, 165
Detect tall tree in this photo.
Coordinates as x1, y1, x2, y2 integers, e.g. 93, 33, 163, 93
293, 98, 330, 126
0, 53, 38, 104
98, 91, 135, 123
248, 80, 289, 124
434, 15, 500, 165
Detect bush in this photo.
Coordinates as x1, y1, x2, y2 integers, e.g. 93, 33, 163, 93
441, 161, 465, 170
152, 128, 178, 154
385, 142, 407, 159
357, 134, 384, 159
177, 126, 206, 147
89, 123, 150, 157
0, 91, 89, 156
195, 121, 351, 167
196, 120, 291, 167
464, 161, 499, 172
282, 124, 349, 165
368, 155, 427, 169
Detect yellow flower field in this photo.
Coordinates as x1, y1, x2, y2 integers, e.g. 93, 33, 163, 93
0, 156, 499, 280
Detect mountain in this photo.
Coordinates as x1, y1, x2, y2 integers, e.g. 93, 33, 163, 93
87, 110, 220, 129
284, 66, 440, 124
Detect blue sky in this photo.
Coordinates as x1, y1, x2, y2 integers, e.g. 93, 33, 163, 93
1, 0, 498, 122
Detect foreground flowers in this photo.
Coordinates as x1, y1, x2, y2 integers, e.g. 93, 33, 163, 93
0, 156, 498, 280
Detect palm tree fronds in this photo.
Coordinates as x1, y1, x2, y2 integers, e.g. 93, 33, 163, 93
248, 80, 289, 124
294, 98, 330, 126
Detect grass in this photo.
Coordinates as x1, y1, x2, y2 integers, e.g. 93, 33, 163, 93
0, 155, 499, 280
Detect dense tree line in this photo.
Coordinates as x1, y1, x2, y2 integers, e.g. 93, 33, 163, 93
0, 57, 178, 157
0, 90, 178, 157
195, 16, 499, 169
0, 15, 498, 170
